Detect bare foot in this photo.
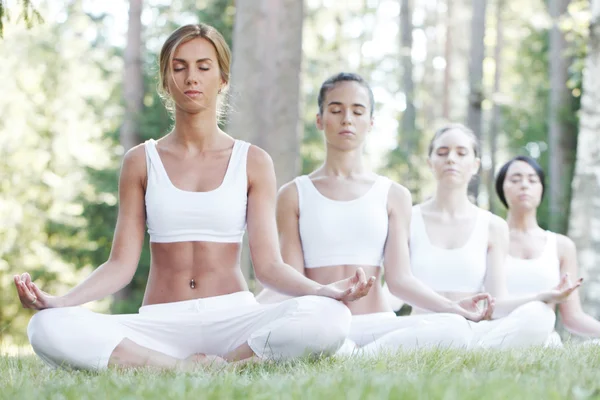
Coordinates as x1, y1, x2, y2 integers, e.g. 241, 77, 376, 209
179, 353, 228, 371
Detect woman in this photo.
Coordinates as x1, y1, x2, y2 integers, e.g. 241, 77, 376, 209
496, 155, 599, 344
407, 124, 581, 348
257, 72, 496, 355
13, 24, 373, 371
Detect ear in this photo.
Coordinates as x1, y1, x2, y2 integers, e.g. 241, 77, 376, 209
369, 117, 374, 131
316, 113, 324, 131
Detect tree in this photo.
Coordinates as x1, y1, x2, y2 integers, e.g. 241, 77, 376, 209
228, 0, 304, 286
466, 0, 488, 200
487, 0, 505, 214
548, 0, 578, 234
568, 0, 600, 317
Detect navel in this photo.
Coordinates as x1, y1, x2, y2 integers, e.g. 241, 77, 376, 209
190, 278, 196, 289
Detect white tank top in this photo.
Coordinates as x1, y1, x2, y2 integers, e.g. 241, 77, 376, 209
296, 175, 392, 268
144, 139, 250, 243
410, 205, 490, 292
505, 231, 561, 295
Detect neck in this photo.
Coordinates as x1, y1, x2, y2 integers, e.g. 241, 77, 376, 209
506, 208, 540, 232
171, 107, 221, 151
431, 184, 472, 215
322, 145, 367, 177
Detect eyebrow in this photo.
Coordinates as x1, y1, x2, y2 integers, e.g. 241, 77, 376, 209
508, 173, 538, 177
436, 146, 469, 150
172, 58, 213, 64
327, 101, 367, 108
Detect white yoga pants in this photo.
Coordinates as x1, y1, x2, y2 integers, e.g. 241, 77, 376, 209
27, 292, 351, 370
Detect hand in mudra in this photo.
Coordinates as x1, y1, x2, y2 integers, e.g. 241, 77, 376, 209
316, 268, 376, 303
455, 293, 495, 322
540, 273, 582, 304
14, 273, 61, 310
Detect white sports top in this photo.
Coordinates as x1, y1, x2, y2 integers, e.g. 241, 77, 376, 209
410, 205, 490, 292
144, 139, 250, 243
505, 231, 561, 295
295, 175, 392, 269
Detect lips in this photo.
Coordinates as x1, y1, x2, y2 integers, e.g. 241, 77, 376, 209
184, 90, 202, 98
339, 130, 354, 136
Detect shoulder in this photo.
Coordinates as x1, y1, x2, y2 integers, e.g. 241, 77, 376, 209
247, 144, 274, 170
555, 232, 577, 257
277, 179, 300, 206
121, 143, 147, 180
487, 212, 509, 241
387, 180, 412, 207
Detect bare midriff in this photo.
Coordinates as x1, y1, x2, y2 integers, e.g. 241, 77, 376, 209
142, 241, 248, 305
305, 265, 389, 315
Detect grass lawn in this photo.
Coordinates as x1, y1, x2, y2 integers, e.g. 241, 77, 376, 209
3, 346, 600, 399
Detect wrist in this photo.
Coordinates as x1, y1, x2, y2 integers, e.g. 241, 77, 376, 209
312, 283, 326, 297
535, 291, 551, 303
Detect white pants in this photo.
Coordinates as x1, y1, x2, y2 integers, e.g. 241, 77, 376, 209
27, 292, 351, 370
468, 301, 556, 349
337, 312, 472, 356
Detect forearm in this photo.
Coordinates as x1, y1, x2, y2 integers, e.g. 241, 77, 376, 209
60, 262, 134, 307
492, 294, 544, 318
255, 261, 322, 297
254, 288, 296, 304
564, 313, 600, 338
389, 276, 458, 314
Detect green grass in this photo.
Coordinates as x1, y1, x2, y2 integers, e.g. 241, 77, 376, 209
3, 346, 600, 399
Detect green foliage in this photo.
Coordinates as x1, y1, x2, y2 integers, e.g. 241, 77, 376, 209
0, 1, 118, 339
0, 0, 44, 38
499, 12, 584, 229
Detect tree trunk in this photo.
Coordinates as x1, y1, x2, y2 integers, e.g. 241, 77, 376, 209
548, 0, 574, 234
487, 0, 504, 213
400, 0, 416, 152
113, 0, 143, 309
466, 0, 487, 200
120, 0, 143, 153
442, 0, 453, 120
228, 0, 303, 288
568, 0, 600, 317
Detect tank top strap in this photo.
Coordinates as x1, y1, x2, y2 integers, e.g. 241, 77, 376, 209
372, 176, 393, 206
293, 175, 312, 212
223, 140, 250, 187
468, 208, 491, 248
144, 139, 170, 183
544, 231, 558, 259
410, 204, 427, 239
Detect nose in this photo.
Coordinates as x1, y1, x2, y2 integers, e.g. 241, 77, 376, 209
341, 109, 352, 125
446, 150, 458, 163
185, 71, 199, 85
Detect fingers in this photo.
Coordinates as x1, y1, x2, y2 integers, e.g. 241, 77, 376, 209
469, 292, 492, 304
355, 268, 367, 285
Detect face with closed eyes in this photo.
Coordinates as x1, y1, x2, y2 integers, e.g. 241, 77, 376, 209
316, 81, 373, 151
167, 37, 225, 114
502, 161, 544, 211
428, 128, 480, 187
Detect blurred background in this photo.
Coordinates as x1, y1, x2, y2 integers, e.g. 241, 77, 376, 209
1, 0, 598, 350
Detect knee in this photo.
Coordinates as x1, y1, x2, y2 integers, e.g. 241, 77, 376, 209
292, 296, 352, 353
512, 301, 556, 342
27, 308, 74, 357
431, 314, 473, 348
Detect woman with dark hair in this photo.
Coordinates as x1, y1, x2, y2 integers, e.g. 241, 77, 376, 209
257, 72, 496, 355
496, 155, 600, 344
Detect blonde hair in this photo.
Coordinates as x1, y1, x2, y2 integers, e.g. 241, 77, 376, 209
428, 123, 480, 157
158, 24, 231, 120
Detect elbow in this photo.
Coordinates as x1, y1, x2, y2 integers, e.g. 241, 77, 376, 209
387, 278, 408, 299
